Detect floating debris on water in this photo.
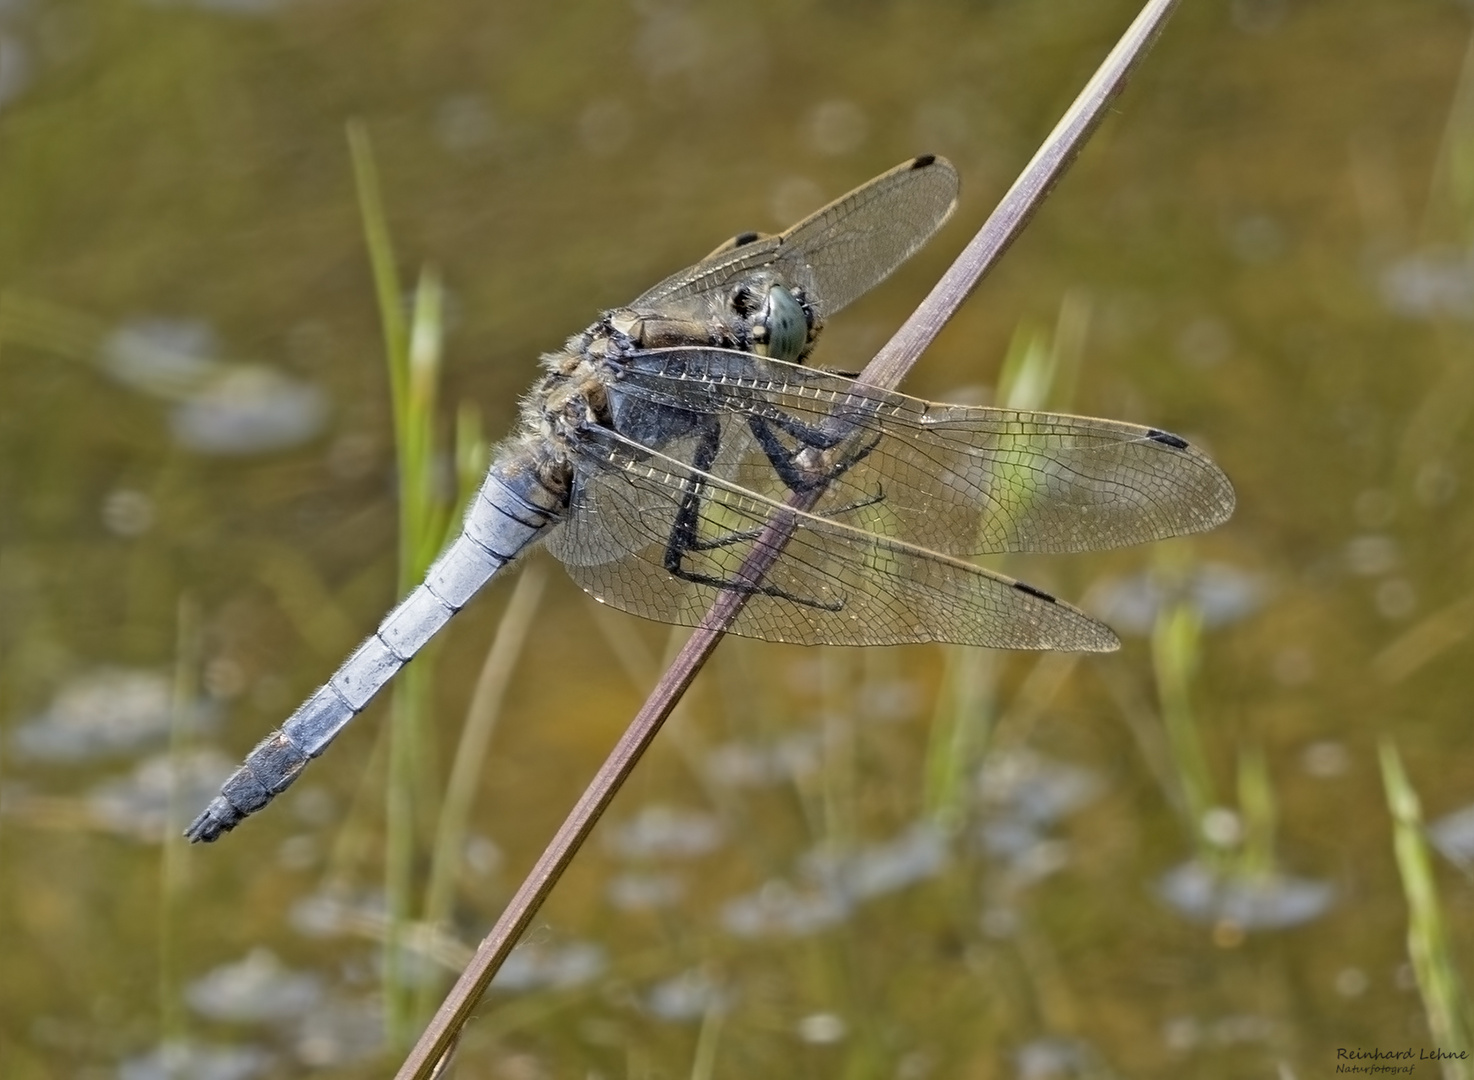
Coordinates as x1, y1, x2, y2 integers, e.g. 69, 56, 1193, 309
977, 830, 1072, 888
1157, 859, 1334, 930
118, 1040, 273, 1080
100, 318, 219, 392
722, 824, 951, 939
977, 749, 1103, 827
491, 941, 606, 993
86, 749, 238, 842
1345, 534, 1399, 576
1092, 562, 1267, 635
289, 891, 388, 941
434, 94, 497, 154
291, 997, 383, 1069
286, 891, 472, 972
1380, 248, 1474, 320
606, 871, 686, 911
644, 968, 731, 1021
721, 879, 849, 939
98, 317, 328, 455
604, 804, 725, 860
11, 667, 212, 762
101, 488, 157, 538
141, 0, 287, 15
1014, 1035, 1097, 1079
703, 732, 823, 788
974, 751, 1104, 887
807, 99, 869, 156
1428, 803, 1474, 868
0, 32, 31, 110
168, 365, 328, 456
802, 822, 949, 902
796, 1012, 847, 1045
185, 948, 324, 1023
856, 678, 924, 722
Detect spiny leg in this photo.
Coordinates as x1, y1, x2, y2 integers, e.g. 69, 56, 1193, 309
661, 417, 843, 612
675, 484, 887, 554
747, 411, 884, 497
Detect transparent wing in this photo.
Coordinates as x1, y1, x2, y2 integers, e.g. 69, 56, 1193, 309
544, 430, 1118, 651
610, 348, 1237, 556
630, 156, 959, 320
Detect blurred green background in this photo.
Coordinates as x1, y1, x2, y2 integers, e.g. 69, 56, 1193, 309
4, 0, 1474, 1077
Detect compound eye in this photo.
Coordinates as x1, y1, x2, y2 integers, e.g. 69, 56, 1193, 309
759, 285, 807, 364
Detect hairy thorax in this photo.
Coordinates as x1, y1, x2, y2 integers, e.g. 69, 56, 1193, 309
507, 275, 825, 498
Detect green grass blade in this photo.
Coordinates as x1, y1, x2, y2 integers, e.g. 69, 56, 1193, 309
350, 122, 456, 1049
1381, 740, 1474, 1077
421, 561, 549, 939
161, 596, 201, 1054
1150, 602, 1218, 852
688, 997, 726, 1080
923, 647, 997, 832
347, 119, 408, 428
1236, 744, 1277, 879
924, 299, 1080, 830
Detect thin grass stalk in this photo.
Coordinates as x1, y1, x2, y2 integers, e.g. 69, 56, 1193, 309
1046, 289, 1091, 411
406, 271, 453, 570
819, 651, 858, 850
421, 561, 549, 942
1235, 744, 1276, 880
1398, 20, 1474, 487
350, 122, 453, 1047
385, 666, 428, 1045
400, 270, 452, 827
384, 271, 449, 1045
1424, 24, 1474, 243
922, 296, 1076, 831
319, 705, 392, 895
688, 996, 726, 1080
395, 3, 1181, 1074
1381, 740, 1474, 1079
1150, 602, 1217, 853
996, 321, 1055, 411
923, 646, 997, 832
0, 292, 104, 363
0, 553, 6, 995
419, 401, 505, 947
451, 401, 491, 533
922, 322, 1048, 829
347, 120, 409, 452
160, 595, 200, 1053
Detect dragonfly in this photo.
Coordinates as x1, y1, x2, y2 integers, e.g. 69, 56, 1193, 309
187, 155, 1235, 842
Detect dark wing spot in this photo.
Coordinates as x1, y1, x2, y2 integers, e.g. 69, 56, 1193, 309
1146, 428, 1190, 450
1012, 581, 1057, 603
731, 230, 761, 248
912, 154, 936, 169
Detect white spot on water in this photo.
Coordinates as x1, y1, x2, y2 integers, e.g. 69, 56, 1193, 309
186, 949, 323, 1023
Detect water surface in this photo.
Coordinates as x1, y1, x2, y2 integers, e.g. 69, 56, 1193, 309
3, 1, 1473, 1076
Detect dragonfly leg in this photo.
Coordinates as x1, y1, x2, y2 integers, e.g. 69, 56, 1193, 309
747, 413, 884, 495
672, 491, 887, 553
662, 419, 843, 612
